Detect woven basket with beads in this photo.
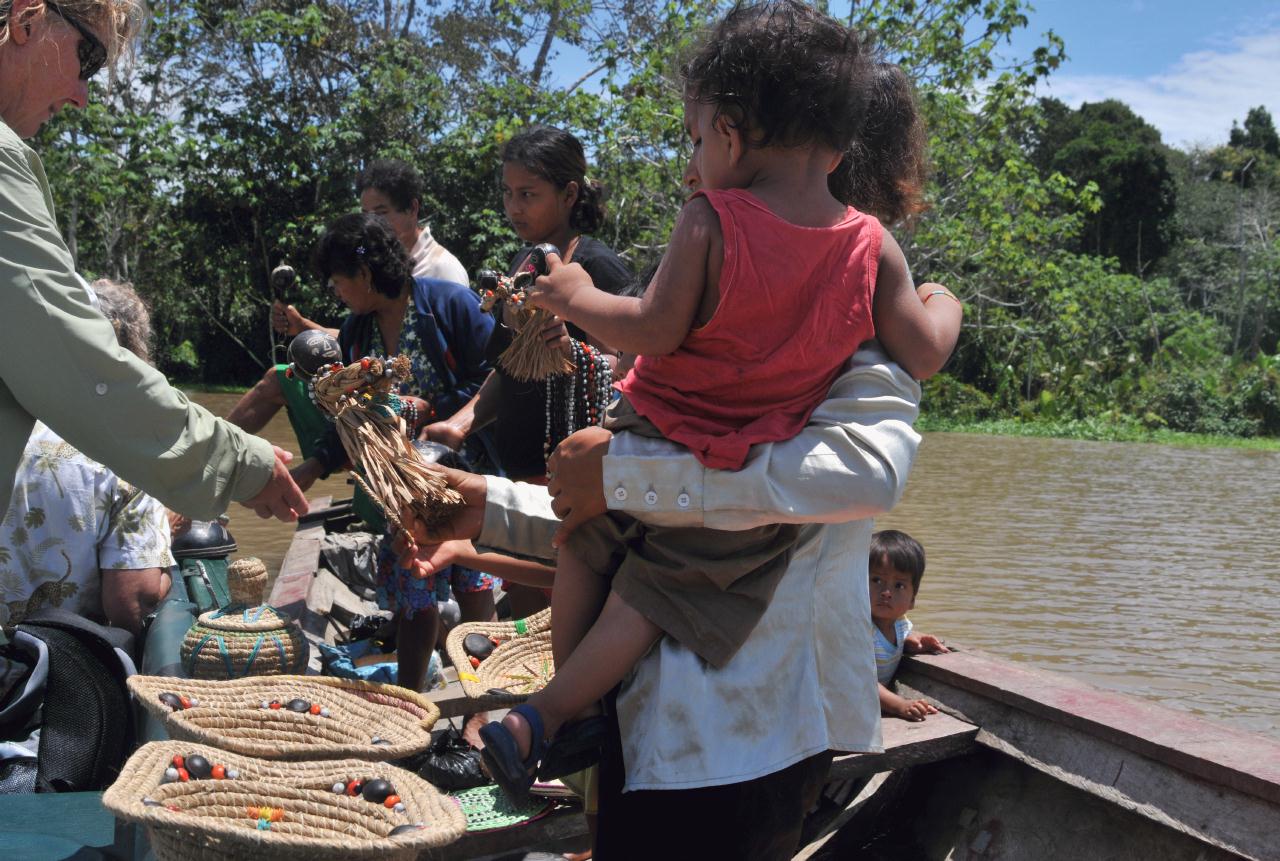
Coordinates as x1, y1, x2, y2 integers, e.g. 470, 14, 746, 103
180, 605, 307, 680
103, 740, 466, 861
128, 675, 438, 761
444, 608, 555, 709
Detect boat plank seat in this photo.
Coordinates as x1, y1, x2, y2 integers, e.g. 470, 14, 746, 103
827, 711, 979, 781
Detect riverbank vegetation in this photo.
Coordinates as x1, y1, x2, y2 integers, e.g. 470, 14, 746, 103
36, 1, 1279, 439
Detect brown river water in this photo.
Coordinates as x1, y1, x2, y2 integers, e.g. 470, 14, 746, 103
194, 392, 1280, 738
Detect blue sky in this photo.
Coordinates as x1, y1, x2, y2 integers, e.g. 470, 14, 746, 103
1003, 0, 1280, 148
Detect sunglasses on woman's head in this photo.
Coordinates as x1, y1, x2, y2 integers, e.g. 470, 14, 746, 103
45, 1, 107, 80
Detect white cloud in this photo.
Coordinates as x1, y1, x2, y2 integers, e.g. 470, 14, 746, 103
1040, 29, 1280, 150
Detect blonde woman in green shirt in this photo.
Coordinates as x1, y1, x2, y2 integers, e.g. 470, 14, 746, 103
0, 0, 307, 521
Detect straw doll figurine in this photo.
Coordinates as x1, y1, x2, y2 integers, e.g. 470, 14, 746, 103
475, 244, 572, 382
306, 354, 463, 533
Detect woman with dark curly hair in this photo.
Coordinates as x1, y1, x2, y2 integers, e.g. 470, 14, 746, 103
290, 211, 496, 691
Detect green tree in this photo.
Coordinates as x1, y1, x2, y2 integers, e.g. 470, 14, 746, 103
1031, 98, 1178, 275
1229, 106, 1280, 158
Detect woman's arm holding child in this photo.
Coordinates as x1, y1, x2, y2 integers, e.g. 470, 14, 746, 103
528, 197, 721, 356
873, 231, 962, 381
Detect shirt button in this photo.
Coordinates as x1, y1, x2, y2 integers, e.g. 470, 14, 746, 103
677, 492, 691, 508
613, 486, 628, 502
644, 490, 658, 505
95, 383, 108, 395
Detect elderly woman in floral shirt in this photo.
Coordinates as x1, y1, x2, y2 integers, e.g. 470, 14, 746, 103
2, 280, 173, 639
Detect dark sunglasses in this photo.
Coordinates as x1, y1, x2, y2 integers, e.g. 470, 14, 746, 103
45, 1, 107, 80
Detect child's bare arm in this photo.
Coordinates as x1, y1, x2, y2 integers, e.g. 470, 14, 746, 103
903, 632, 950, 655
528, 197, 719, 356
396, 535, 556, 590
873, 231, 962, 380
879, 682, 939, 721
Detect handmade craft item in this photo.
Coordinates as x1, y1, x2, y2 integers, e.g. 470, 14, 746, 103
449, 783, 553, 833
180, 604, 307, 680
129, 675, 438, 761
476, 243, 574, 382
103, 740, 466, 860
225, 556, 268, 605
444, 608, 555, 709
305, 354, 463, 533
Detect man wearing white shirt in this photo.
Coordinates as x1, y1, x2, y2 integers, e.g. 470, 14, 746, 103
419, 344, 921, 859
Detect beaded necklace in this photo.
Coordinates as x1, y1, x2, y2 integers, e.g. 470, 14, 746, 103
542, 339, 613, 469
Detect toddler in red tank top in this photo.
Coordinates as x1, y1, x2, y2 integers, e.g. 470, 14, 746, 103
477, 0, 963, 802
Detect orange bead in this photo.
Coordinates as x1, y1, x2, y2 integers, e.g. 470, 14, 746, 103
310, 703, 321, 715
384, 794, 401, 809
469, 656, 480, 669
177, 768, 189, 782
211, 765, 226, 780
171, 755, 184, 769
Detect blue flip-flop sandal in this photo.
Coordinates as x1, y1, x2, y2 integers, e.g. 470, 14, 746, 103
536, 714, 608, 780
479, 703, 547, 804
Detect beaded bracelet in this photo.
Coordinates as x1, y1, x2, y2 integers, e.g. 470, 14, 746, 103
402, 400, 418, 438
923, 289, 960, 304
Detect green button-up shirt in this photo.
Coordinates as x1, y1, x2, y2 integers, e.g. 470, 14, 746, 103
0, 119, 273, 518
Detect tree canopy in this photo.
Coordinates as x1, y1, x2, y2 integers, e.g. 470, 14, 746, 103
32, 0, 1280, 438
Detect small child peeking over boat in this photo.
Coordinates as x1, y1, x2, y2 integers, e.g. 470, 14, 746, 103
870, 529, 950, 721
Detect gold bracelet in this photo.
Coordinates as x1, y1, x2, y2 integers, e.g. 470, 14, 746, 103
923, 289, 960, 304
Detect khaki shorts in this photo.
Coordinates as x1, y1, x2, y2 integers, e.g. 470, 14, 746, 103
563, 397, 799, 669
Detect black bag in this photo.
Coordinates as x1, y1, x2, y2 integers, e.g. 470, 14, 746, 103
416, 726, 487, 791
0, 609, 135, 793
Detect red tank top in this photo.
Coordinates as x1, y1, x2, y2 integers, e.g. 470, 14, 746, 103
619, 189, 882, 470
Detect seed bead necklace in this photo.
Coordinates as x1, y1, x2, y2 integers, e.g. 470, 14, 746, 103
543, 339, 613, 469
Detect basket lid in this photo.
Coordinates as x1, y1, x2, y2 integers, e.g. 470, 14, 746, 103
194, 604, 294, 633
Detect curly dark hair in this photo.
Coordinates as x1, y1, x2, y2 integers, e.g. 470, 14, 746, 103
501, 125, 606, 233
312, 212, 412, 300
683, 1, 927, 223
870, 529, 926, 593
356, 158, 425, 214
827, 63, 928, 223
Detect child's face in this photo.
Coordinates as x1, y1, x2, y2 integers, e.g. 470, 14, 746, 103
869, 557, 916, 623
501, 161, 576, 245
683, 99, 739, 191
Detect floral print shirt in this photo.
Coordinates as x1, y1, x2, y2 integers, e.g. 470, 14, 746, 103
367, 303, 443, 405
0, 422, 174, 627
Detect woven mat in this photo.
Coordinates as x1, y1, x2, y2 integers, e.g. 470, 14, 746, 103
450, 784, 554, 832
103, 740, 466, 860
444, 608, 555, 709
128, 675, 438, 761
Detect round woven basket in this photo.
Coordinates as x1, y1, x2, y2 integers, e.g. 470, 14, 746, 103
103, 741, 467, 861
226, 557, 268, 606
129, 675, 439, 761
444, 608, 555, 708
181, 605, 307, 680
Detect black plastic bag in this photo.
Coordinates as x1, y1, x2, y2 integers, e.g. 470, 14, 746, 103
416, 726, 487, 791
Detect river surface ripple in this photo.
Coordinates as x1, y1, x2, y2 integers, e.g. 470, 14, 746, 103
878, 432, 1280, 738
